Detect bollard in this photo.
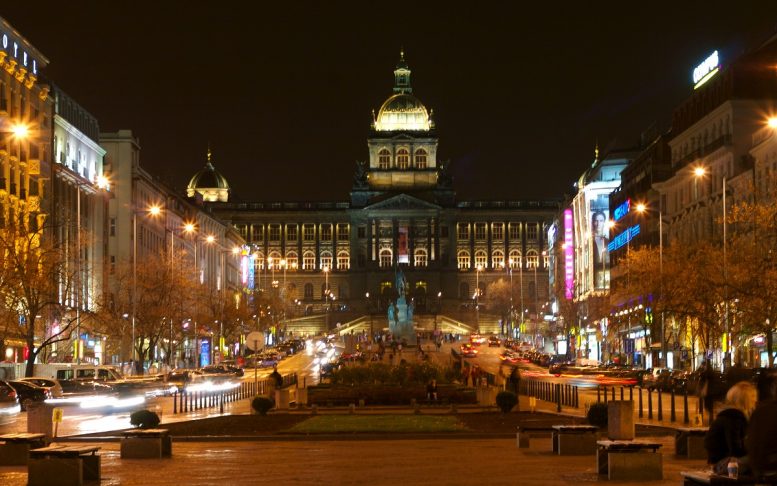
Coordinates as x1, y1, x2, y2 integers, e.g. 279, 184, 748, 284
638, 387, 643, 418
220, 393, 224, 414
620, 387, 624, 401
574, 386, 579, 408
648, 389, 653, 419
556, 383, 561, 413
629, 386, 633, 402
173, 391, 178, 414
670, 389, 676, 422
683, 391, 690, 424
597, 386, 601, 403
658, 389, 663, 421
611, 386, 615, 401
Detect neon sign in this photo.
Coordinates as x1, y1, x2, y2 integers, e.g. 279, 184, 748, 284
0, 30, 40, 76
613, 199, 630, 222
693, 50, 719, 89
607, 225, 641, 252
564, 209, 574, 299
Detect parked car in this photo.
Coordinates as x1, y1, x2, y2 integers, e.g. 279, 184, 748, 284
8, 381, 48, 410
18, 377, 64, 398
0, 380, 20, 421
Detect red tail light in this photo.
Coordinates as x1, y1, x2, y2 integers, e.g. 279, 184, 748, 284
8, 391, 16, 399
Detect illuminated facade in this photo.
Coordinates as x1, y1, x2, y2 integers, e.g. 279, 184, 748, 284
0, 17, 52, 361
195, 53, 558, 337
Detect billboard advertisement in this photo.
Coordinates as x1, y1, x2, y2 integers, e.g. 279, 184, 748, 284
590, 194, 610, 290
397, 226, 409, 264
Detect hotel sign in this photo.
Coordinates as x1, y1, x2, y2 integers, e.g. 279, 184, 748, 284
692, 50, 719, 90
0, 19, 46, 77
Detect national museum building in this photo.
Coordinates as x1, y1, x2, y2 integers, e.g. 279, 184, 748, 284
189, 54, 559, 336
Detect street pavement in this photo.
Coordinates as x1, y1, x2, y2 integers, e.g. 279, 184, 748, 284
0, 434, 708, 485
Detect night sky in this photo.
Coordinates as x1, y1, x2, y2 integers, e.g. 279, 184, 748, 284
4, 2, 777, 202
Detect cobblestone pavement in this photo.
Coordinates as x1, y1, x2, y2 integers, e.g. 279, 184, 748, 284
0, 435, 709, 485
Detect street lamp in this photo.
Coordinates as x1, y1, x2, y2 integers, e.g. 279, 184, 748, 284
166, 221, 197, 366
323, 266, 330, 329
635, 202, 666, 367
475, 264, 483, 333
132, 204, 162, 371
693, 166, 730, 368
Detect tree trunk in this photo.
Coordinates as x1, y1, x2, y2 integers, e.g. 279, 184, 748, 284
768, 330, 775, 368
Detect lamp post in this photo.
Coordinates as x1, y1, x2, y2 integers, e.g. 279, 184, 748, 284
693, 166, 730, 368
205, 235, 240, 362
635, 202, 666, 367
323, 266, 330, 329
475, 264, 482, 333
131, 204, 162, 371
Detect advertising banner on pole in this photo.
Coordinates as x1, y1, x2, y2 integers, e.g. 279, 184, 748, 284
398, 226, 409, 263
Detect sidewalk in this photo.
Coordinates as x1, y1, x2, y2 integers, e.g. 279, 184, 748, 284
0, 434, 707, 485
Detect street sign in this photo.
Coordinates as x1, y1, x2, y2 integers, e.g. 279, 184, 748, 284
245, 331, 263, 351
52, 407, 63, 423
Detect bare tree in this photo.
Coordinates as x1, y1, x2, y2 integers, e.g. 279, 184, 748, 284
0, 217, 87, 377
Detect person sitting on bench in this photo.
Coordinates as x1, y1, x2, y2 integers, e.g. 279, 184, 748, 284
746, 372, 777, 480
704, 381, 757, 475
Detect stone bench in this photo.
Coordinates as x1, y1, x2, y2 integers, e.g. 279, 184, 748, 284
681, 470, 777, 485
0, 432, 47, 465
676, 427, 708, 460
551, 425, 599, 455
28, 444, 101, 486
596, 440, 662, 481
121, 428, 172, 459
516, 425, 554, 448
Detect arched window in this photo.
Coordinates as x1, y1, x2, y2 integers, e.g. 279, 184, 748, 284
285, 251, 298, 271
396, 148, 410, 169
415, 148, 427, 169
254, 252, 265, 271
526, 249, 539, 269
302, 251, 315, 270
268, 251, 281, 269
474, 250, 487, 269
337, 250, 350, 270
414, 248, 428, 267
509, 250, 521, 269
459, 282, 470, 300
492, 249, 504, 269
457, 250, 470, 270
320, 250, 333, 270
304, 283, 313, 299
379, 248, 393, 268
378, 148, 391, 169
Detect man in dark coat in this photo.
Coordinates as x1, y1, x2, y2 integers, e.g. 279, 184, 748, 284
746, 373, 777, 479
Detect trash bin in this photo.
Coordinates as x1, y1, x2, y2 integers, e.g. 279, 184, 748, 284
27, 402, 54, 439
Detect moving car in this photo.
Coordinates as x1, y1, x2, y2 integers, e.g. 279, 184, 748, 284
488, 336, 501, 347
201, 364, 244, 377
460, 343, 479, 358
0, 381, 20, 422
18, 377, 64, 398
8, 380, 48, 410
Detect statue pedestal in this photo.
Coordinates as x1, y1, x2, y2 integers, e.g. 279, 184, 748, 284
389, 297, 417, 345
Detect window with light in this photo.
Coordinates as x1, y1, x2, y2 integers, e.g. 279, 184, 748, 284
337, 250, 350, 270
320, 251, 333, 270
474, 250, 487, 268
378, 148, 391, 169
397, 148, 410, 169
415, 148, 427, 168
457, 250, 470, 270
302, 251, 315, 270
414, 248, 428, 267
379, 249, 393, 268
492, 250, 504, 269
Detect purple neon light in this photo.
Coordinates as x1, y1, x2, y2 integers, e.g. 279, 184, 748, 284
564, 209, 574, 299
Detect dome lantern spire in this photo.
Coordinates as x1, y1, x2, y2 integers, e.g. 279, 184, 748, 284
393, 48, 412, 94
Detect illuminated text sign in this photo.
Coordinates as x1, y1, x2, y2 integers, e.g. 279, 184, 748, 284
564, 209, 574, 299
613, 199, 630, 222
607, 225, 640, 252
693, 50, 719, 89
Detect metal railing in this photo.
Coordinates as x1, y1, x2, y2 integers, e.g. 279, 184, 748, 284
519, 378, 579, 411
171, 373, 297, 415
596, 385, 702, 425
